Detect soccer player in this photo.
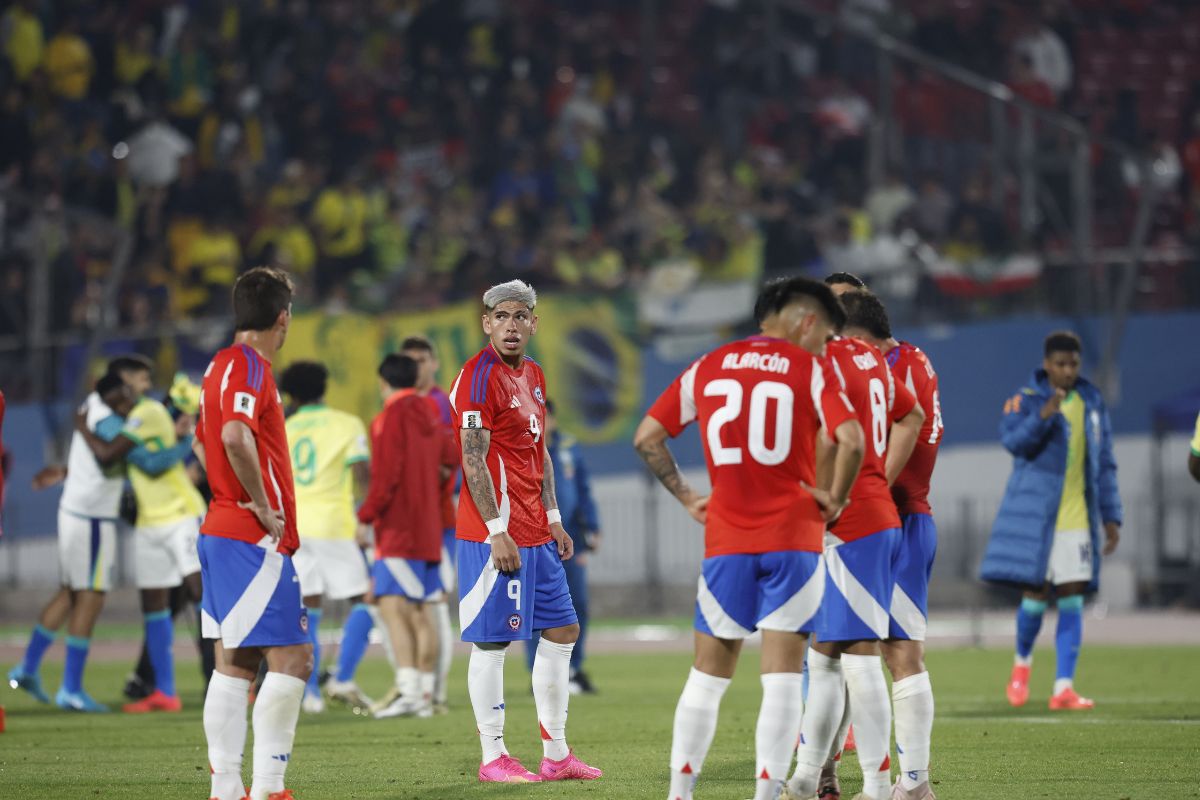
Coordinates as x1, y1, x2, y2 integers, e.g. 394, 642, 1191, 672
401, 334, 458, 711
8, 373, 136, 711
280, 360, 373, 713
1188, 410, 1200, 482
785, 304, 925, 800
980, 331, 1122, 711
72, 355, 208, 714
194, 267, 310, 800
449, 279, 601, 783
635, 276, 864, 800
840, 290, 943, 800
358, 353, 458, 719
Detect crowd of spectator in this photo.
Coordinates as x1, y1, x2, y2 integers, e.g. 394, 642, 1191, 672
0, 0, 1198, 345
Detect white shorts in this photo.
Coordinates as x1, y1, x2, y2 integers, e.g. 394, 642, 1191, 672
1046, 529, 1093, 585
292, 538, 371, 600
135, 517, 202, 589
58, 509, 117, 592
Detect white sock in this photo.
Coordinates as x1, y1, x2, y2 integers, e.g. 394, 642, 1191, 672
893, 672, 934, 790
787, 651, 844, 798
532, 638, 574, 761
418, 671, 435, 707
1053, 677, 1073, 695
368, 606, 398, 670
204, 672, 250, 800
754, 672, 804, 800
668, 667, 731, 800
468, 645, 507, 763
1015, 653, 1032, 667
432, 602, 453, 704
249, 672, 305, 800
842, 654, 892, 800
826, 685, 851, 768
396, 666, 419, 697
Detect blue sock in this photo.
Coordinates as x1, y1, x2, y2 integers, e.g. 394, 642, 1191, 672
145, 609, 175, 697
1016, 597, 1047, 661
22, 624, 57, 674
335, 604, 374, 683
305, 608, 323, 696
1055, 595, 1084, 682
63, 636, 90, 694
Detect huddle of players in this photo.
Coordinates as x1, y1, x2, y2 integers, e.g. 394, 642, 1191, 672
635, 272, 944, 800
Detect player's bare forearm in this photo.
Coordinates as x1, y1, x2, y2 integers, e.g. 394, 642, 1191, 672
351, 460, 370, 502
461, 426, 502, 522
633, 416, 696, 505
541, 441, 559, 512
885, 406, 925, 486
829, 419, 865, 503
815, 432, 835, 489
221, 420, 271, 508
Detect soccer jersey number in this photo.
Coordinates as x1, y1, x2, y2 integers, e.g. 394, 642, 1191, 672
528, 413, 541, 443
928, 389, 944, 445
292, 436, 316, 486
507, 579, 522, 610
704, 379, 794, 467
868, 377, 887, 457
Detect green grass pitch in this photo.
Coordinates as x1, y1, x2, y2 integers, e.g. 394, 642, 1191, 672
1, 645, 1197, 799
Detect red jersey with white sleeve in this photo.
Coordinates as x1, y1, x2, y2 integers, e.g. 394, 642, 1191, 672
197, 343, 299, 555
825, 337, 917, 542
886, 341, 943, 516
449, 345, 550, 548
646, 336, 857, 558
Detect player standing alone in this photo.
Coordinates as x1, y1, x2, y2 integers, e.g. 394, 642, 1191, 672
449, 279, 601, 783
195, 267, 310, 800
635, 276, 864, 800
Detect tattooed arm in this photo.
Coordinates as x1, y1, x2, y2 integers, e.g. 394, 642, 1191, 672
542, 441, 574, 560
632, 415, 709, 525
461, 426, 520, 571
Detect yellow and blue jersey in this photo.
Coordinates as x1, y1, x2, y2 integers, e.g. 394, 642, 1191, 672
120, 397, 205, 528
286, 404, 369, 541
1191, 411, 1200, 458
1054, 391, 1088, 532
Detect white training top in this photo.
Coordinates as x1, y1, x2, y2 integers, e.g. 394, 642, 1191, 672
60, 392, 126, 520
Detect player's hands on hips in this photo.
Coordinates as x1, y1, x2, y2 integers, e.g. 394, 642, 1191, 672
550, 522, 574, 561
490, 531, 521, 573
1103, 521, 1120, 555
800, 481, 849, 523
684, 492, 710, 525
240, 499, 285, 543
1040, 388, 1067, 420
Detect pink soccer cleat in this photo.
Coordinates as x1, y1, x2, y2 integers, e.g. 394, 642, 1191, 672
478, 754, 541, 783
1048, 687, 1094, 710
539, 751, 602, 781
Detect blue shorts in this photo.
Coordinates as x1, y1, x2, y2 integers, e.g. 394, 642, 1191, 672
889, 513, 938, 641
198, 535, 308, 649
439, 527, 457, 595
819, 528, 903, 642
373, 558, 443, 601
695, 551, 824, 639
457, 539, 577, 643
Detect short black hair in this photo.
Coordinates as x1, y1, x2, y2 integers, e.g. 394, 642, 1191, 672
107, 353, 153, 376
753, 277, 788, 324
233, 266, 294, 332
279, 361, 328, 406
96, 372, 126, 398
378, 354, 417, 389
400, 335, 435, 355
824, 271, 866, 290
772, 276, 847, 330
840, 291, 893, 340
1044, 330, 1082, 357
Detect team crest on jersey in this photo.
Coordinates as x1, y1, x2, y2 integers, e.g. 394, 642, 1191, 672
126, 417, 143, 429
462, 410, 482, 429
299, 612, 309, 632
234, 391, 257, 417
534, 386, 544, 404
508, 614, 522, 631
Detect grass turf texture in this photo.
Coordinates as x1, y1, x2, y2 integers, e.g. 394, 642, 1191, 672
1, 646, 1197, 799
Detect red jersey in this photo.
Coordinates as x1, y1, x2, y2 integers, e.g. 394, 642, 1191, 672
449, 345, 550, 547
426, 386, 457, 530
197, 344, 299, 555
647, 336, 857, 558
886, 342, 943, 516
359, 390, 458, 561
825, 337, 917, 542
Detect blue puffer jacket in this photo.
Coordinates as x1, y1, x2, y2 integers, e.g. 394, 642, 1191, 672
979, 370, 1123, 591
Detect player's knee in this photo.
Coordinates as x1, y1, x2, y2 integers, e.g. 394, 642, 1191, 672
543, 623, 580, 645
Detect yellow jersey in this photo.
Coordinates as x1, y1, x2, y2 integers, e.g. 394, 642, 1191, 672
121, 398, 206, 528
1054, 391, 1088, 532
286, 405, 369, 541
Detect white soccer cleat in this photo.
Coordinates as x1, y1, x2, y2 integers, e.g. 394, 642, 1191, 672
325, 679, 373, 710
301, 692, 325, 713
373, 694, 423, 719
